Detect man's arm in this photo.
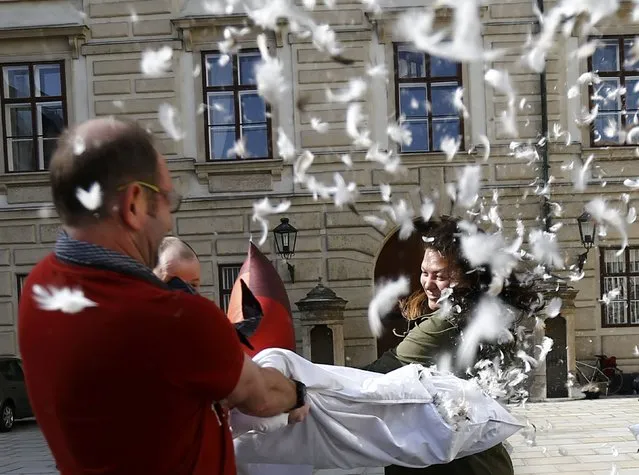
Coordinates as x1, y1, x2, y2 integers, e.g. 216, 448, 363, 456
226, 354, 304, 418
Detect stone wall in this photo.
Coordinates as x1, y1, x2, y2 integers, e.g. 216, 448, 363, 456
0, 0, 637, 374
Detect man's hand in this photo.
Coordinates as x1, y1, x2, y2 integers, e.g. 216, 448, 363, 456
287, 403, 310, 424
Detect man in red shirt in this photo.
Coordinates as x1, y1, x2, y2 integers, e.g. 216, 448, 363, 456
18, 118, 308, 475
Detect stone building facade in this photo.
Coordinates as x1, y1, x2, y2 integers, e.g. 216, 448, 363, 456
0, 0, 638, 384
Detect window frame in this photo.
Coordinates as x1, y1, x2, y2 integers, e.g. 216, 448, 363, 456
587, 36, 639, 147
201, 51, 273, 162
16, 273, 28, 302
392, 43, 465, 154
218, 263, 242, 313
0, 60, 68, 173
599, 246, 639, 328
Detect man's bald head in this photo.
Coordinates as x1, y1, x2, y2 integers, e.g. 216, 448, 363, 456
154, 237, 201, 289
50, 117, 159, 227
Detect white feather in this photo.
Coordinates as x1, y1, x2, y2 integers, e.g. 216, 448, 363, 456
227, 138, 248, 158
340, 154, 353, 168
363, 215, 387, 229
453, 87, 470, 118
310, 117, 329, 134
529, 229, 564, 269
32, 285, 98, 314
454, 165, 481, 209
387, 118, 412, 146
326, 78, 367, 103
141, 46, 172, 77
75, 183, 102, 211
277, 128, 296, 162
421, 196, 435, 222
440, 136, 460, 161
586, 198, 628, 255
158, 103, 185, 141
578, 72, 602, 85
379, 183, 392, 202
545, 297, 562, 318
381, 199, 415, 240
478, 134, 491, 161
368, 277, 410, 337
252, 198, 292, 247
255, 34, 288, 106
331, 173, 358, 208
345, 103, 372, 148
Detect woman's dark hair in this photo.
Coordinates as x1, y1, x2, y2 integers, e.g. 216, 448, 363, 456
400, 216, 542, 324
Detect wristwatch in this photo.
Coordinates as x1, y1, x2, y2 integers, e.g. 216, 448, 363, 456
290, 379, 307, 410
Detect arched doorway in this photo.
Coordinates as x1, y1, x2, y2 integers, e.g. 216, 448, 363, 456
373, 226, 425, 357
545, 315, 568, 398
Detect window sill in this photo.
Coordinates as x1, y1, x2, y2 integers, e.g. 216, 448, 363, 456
581, 146, 639, 161
194, 158, 283, 180
0, 170, 49, 187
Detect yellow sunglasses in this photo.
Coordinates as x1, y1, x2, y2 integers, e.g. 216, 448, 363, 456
117, 181, 182, 213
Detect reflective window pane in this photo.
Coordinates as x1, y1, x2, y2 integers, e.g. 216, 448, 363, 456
242, 125, 269, 158
397, 48, 425, 78
430, 56, 458, 77
433, 118, 460, 150
626, 77, 639, 110
431, 83, 458, 116
399, 85, 428, 117
206, 54, 233, 86
604, 249, 626, 273
239, 53, 260, 85
240, 92, 266, 124
7, 105, 33, 137
3, 66, 30, 98
39, 102, 64, 138
593, 79, 622, 111
208, 92, 235, 125
593, 112, 621, 145
402, 120, 428, 152
630, 249, 639, 273
42, 138, 56, 169
625, 39, 639, 70
8, 138, 35, 171
210, 126, 235, 159
592, 40, 620, 72
35, 64, 61, 97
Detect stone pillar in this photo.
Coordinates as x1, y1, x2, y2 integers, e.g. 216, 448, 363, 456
529, 281, 579, 401
295, 278, 348, 366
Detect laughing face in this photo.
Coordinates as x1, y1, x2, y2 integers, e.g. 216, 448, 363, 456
419, 248, 464, 311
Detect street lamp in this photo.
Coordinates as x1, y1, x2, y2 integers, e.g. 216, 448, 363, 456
273, 217, 298, 283
576, 211, 597, 271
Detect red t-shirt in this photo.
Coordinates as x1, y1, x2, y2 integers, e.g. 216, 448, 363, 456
18, 254, 245, 475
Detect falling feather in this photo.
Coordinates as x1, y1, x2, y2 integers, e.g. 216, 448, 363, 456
141, 46, 172, 77
255, 34, 288, 105
32, 285, 98, 314
585, 198, 628, 255
478, 135, 491, 161
421, 196, 435, 222
529, 230, 564, 269
340, 154, 353, 168
387, 118, 412, 146
293, 150, 315, 183
158, 103, 184, 141
457, 296, 517, 369
331, 173, 358, 209
441, 136, 460, 161
536, 337, 554, 363
379, 183, 392, 202
252, 198, 292, 246
382, 199, 415, 240
227, 138, 248, 158
578, 72, 602, 85
454, 165, 481, 209
326, 77, 367, 103
453, 87, 470, 118
368, 276, 410, 337
311, 117, 329, 134
545, 297, 562, 318
623, 178, 639, 189
277, 128, 296, 162
363, 215, 387, 229
366, 63, 388, 79
572, 155, 594, 192
345, 103, 372, 148
76, 183, 102, 211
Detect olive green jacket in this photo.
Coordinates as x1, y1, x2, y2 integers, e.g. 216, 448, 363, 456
362, 312, 514, 475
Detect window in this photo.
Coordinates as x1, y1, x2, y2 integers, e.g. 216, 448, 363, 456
218, 264, 242, 313
16, 273, 27, 301
393, 44, 463, 153
0, 359, 24, 382
0, 62, 67, 172
202, 52, 272, 160
588, 37, 639, 146
600, 247, 639, 327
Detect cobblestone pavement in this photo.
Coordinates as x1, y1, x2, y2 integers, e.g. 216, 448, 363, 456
1, 398, 639, 474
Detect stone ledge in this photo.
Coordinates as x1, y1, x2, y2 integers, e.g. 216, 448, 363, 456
194, 158, 283, 181
82, 39, 182, 56
0, 171, 49, 189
